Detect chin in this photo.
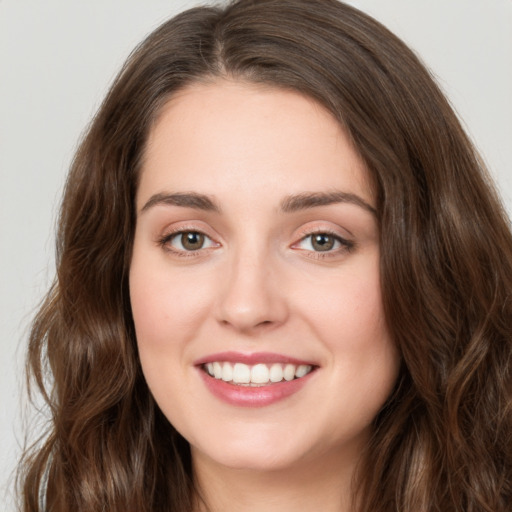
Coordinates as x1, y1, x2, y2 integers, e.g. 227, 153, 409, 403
193, 445, 304, 473
189, 426, 316, 473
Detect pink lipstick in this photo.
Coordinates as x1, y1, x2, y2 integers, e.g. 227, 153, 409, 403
195, 351, 318, 407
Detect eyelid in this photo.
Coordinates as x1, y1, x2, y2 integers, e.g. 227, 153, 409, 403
291, 225, 355, 258
156, 223, 221, 256
168, 231, 217, 251
155, 221, 355, 259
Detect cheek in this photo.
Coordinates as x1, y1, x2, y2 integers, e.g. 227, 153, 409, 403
295, 257, 398, 413
129, 257, 213, 409
298, 257, 387, 349
129, 258, 213, 348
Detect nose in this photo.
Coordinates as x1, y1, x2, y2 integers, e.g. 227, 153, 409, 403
215, 248, 289, 334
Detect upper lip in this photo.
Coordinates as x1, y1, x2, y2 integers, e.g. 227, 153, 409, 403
194, 351, 318, 367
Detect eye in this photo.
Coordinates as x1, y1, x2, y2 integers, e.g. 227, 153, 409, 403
294, 232, 353, 253
163, 231, 217, 252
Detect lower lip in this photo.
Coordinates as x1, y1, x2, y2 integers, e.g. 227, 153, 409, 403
198, 368, 315, 407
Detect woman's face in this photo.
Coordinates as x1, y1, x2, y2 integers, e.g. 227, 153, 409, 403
130, 80, 399, 473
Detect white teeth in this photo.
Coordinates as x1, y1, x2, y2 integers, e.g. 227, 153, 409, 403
204, 361, 313, 385
213, 362, 222, 379
251, 363, 270, 384
233, 362, 251, 384
269, 363, 284, 382
295, 364, 310, 378
221, 362, 233, 382
283, 364, 295, 381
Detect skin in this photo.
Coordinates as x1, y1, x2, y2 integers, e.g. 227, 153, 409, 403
130, 80, 400, 512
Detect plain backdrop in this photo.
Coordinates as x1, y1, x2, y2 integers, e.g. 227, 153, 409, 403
1, 0, 511, 508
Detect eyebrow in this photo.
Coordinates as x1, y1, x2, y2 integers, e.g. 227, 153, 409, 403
139, 190, 376, 216
280, 191, 376, 215
140, 192, 221, 214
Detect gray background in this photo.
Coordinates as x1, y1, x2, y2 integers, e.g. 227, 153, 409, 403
1, 0, 511, 508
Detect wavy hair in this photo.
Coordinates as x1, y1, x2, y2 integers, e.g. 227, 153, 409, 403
19, 0, 512, 510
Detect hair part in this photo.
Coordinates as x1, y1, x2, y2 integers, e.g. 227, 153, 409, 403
19, 1, 512, 511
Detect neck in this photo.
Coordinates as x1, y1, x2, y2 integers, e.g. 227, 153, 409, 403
191, 444, 363, 512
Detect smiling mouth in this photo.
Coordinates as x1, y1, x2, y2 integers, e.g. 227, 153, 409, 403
203, 361, 315, 387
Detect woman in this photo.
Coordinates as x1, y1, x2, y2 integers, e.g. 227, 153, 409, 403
19, 0, 512, 511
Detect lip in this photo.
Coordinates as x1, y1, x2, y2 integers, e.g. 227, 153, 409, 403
194, 351, 316, 366
195, 351, 318, 408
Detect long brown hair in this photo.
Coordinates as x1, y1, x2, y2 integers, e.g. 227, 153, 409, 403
19, 1, 512, 510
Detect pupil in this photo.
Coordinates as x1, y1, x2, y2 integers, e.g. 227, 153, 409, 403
182, 232, 204, 250
312, 234, 334, 251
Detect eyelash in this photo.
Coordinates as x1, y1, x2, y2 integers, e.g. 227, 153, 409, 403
157, 227, 218, 258
294, 229, 355, 259
157, 228, 355, 259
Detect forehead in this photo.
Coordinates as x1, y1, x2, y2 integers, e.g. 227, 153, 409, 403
138, 80, 373, 209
